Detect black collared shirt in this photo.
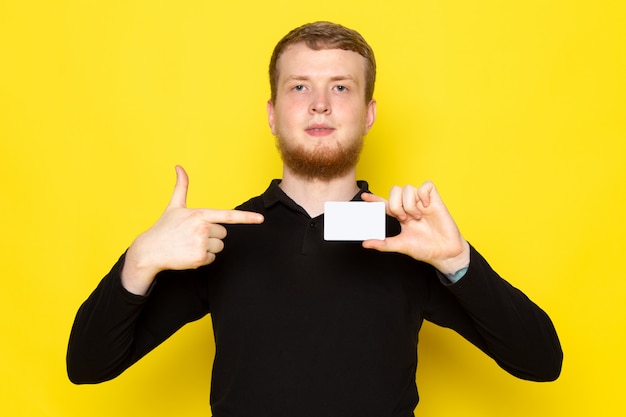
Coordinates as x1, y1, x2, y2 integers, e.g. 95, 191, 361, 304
67, 180, 562, 417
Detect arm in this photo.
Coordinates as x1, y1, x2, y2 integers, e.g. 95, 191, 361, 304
66, 255, 209, 383
67, 166, 264, 383
362, 183, 562, 381
425, 245, 562, 381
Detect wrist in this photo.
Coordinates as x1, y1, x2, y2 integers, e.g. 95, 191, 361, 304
434, 240, 470, 276
121, 239, 161, 296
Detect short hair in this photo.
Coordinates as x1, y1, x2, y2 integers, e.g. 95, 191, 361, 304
269, 21, 376, 103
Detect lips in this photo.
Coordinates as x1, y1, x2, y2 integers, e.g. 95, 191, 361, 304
305, 124, 335, 137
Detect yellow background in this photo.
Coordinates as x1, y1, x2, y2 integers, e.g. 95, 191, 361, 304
1, 1, 624, 416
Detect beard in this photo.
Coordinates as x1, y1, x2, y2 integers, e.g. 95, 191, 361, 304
275, 134, 364, 181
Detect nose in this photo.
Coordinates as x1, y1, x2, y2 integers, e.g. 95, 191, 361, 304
310, 91, 331, 114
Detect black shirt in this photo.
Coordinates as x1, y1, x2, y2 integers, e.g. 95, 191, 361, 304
67, 180, 562, 417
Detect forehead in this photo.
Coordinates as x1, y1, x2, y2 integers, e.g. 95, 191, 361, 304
276, 42, 367, 82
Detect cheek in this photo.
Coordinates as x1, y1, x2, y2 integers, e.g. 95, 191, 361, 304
276, 102, 306, 126
341, 106, 368, 129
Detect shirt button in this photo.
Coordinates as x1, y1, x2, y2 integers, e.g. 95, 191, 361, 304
309, 222, 315, 228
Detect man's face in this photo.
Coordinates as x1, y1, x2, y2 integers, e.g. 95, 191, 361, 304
268, 42, 376, 181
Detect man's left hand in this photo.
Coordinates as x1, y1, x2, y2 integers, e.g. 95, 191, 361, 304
361, 182, 470, 275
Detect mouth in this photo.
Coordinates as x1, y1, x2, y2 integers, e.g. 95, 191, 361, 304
305, 124, 336, 137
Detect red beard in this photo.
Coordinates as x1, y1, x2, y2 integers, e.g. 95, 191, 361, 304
275, 135, 364, 181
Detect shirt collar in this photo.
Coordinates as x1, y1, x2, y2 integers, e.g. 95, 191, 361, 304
262, 179, 371, 210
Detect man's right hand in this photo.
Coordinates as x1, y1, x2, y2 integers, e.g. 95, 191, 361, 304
121, 165, 264, 295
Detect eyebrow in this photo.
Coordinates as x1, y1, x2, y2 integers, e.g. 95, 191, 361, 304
284, 74, 357, 83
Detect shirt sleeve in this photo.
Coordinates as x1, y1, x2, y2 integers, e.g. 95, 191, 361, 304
66, 253, 210, 384
422, 244, 563, 382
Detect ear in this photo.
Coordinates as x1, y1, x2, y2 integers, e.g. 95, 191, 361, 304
364, 99, 377, 133
267, 99, 276, 135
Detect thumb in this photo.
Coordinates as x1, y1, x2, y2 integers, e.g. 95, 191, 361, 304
362, 236, 400, 254
168, 165, 189, 208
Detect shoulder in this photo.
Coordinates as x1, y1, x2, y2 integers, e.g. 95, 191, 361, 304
235, 194, 266, 212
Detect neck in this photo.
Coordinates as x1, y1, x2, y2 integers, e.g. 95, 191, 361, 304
279, 166, 360, 217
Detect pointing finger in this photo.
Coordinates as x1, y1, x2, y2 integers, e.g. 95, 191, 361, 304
199, 209, 265, 225
168, 165, 189, 209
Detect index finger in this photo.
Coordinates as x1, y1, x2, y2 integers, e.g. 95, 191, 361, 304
199, 209, 265, 225
361, 192, 393, 216
361, 192, 394, 216
360, 192, 387, 204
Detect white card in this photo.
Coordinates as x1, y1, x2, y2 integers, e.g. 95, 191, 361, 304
324, 201, 386, 241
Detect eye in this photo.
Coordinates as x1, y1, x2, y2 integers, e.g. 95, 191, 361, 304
293, 85, 306, 91
334, 85, 348, 92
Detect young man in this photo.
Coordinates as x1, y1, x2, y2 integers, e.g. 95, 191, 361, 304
67, 21, 562, 417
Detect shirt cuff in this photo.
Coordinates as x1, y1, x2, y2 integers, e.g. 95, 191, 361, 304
436, 265, 469, 285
